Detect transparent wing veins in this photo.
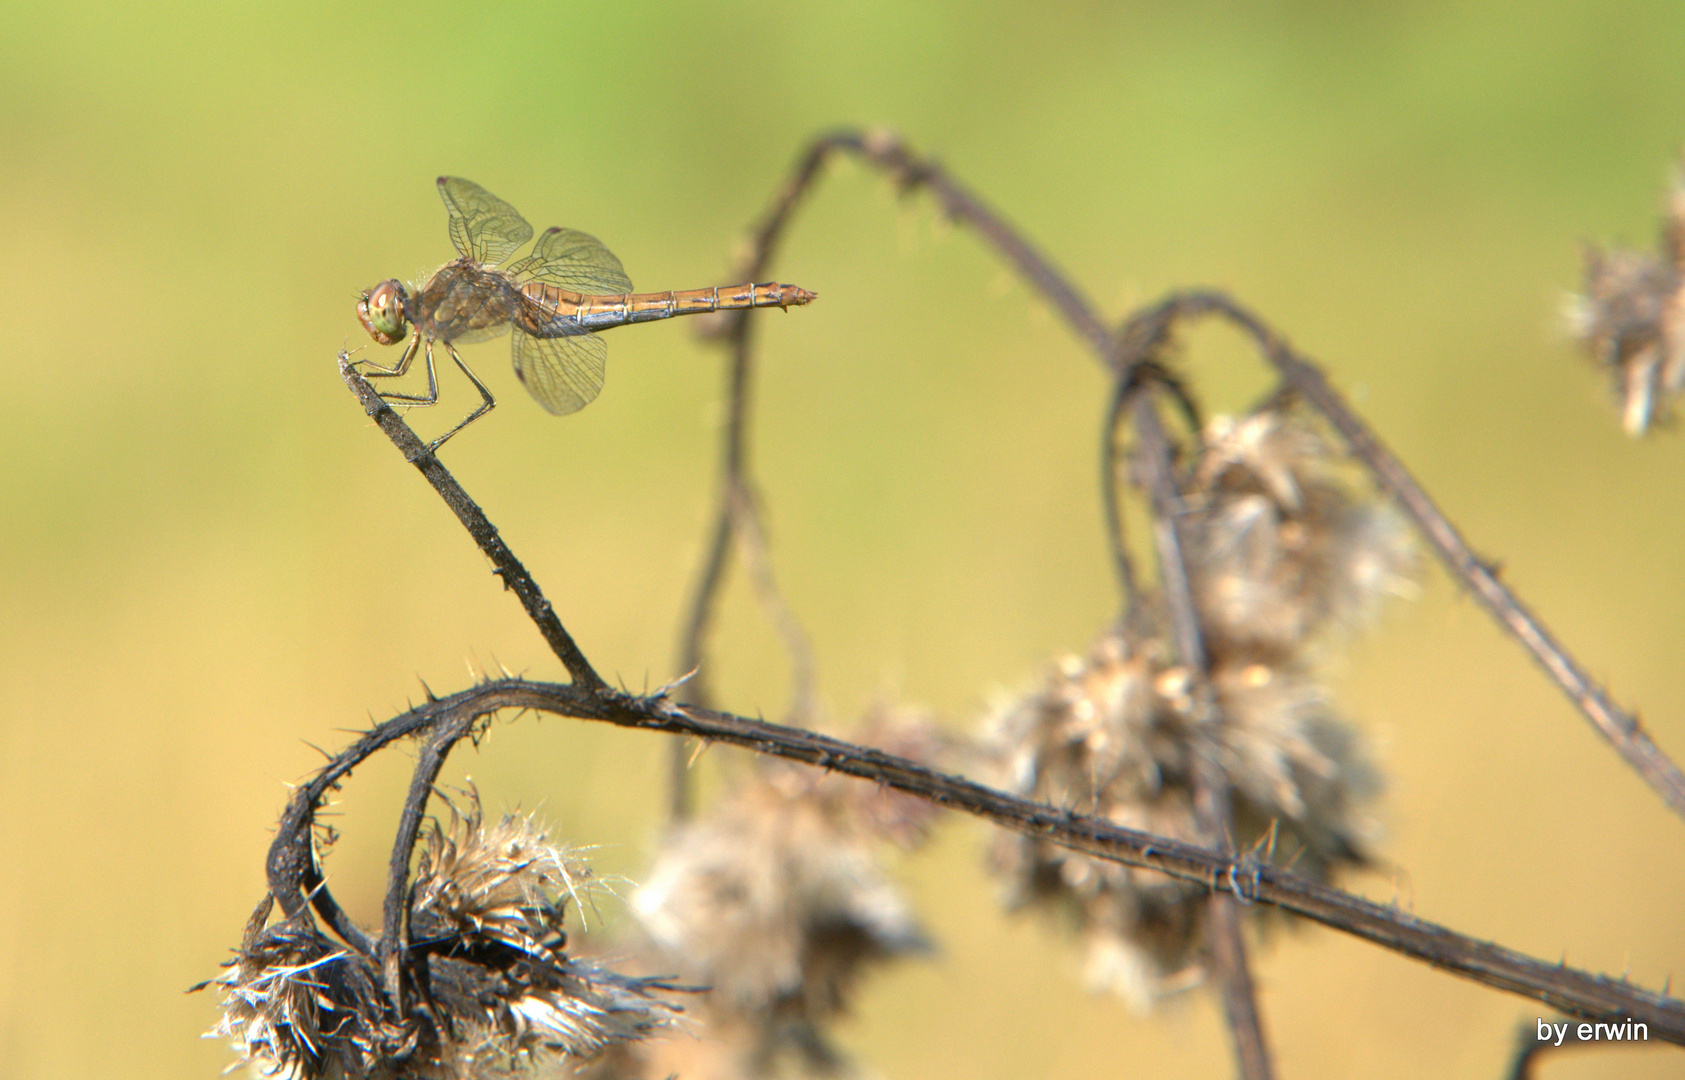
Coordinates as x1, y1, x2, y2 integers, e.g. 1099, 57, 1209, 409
437, 177, 534, 267
511, 326, 608, 416
507, 227, 633, 295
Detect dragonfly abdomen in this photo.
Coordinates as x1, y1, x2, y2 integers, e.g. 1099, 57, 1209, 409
522, 281, 816, 333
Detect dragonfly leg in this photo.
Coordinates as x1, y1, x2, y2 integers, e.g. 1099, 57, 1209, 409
422, 343, 497, 452
356, 335, 440, 407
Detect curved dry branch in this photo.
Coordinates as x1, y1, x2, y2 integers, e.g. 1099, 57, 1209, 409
1115, 292, 1685, 821
322, 134, 1685, 1077
291, 672, 1685, 1045
725, 128, 1685, 822
333, 361, 1685, 1045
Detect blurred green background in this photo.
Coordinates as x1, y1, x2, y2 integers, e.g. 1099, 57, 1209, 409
3, 1, 1684, 1077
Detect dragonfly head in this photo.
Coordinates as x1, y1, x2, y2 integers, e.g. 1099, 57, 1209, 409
357, 279, 411, 346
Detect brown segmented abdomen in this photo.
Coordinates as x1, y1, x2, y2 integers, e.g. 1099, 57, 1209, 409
519, 281, 817, 334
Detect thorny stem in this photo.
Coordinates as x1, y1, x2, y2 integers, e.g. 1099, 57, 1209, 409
276, 670, 1685, 1045
380, 702, 483, 1013
265, 690, 490, 942
339, 354, 605, 693
339, 354, 616, 1022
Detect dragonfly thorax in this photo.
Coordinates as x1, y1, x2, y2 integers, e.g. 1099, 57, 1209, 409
412, 260, 524, 345
357, 279, 411, 346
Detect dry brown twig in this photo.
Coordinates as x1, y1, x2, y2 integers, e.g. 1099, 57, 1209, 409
206, 131, 1685, 1080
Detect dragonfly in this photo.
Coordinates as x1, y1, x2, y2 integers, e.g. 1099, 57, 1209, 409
355, 177, 817, 449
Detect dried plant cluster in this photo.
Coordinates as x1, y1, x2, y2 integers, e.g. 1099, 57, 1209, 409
208, 133, 1685, 1080
1569, 166, 1685, 435
982, 407, 1411, 1010
586, 715, 944, 1080
209, 796, 681, 1079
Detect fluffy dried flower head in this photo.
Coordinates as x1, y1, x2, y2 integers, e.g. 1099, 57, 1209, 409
1186, 410, 1413, 659
208, 794, 680, 1079
982, 628, 1380, 1011
1567, 169, 1685, 435
209, 895, 396, 1080
623, 723, 937, 1077
632, 767, 929, 1022
408, 794, 588, 968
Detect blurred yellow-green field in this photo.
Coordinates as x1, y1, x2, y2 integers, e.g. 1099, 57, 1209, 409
2, 2, 1684, 1077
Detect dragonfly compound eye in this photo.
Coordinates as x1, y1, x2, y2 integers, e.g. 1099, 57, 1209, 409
357, 279, 411, 345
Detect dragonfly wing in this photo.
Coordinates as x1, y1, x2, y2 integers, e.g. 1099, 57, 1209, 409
507, 227, 633, 294
512, 325, 608, 416
437, 177, 534, 267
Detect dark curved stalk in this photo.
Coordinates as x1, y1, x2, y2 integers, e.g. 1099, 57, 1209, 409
297, 672, 1685, 1045
323, 131, 1685, 1069
1114, 293, 1685, 822
1101, 376, 1140, 616
728, 130, 1685, 821
378, 702, 483, 1012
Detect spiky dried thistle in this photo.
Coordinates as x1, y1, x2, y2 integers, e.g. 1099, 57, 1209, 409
982, 406, 1408, 1010
614, 710, 942, 1078
1568, 165, 1685, 435
1186, 409, 1414, 658
206, 794, 683, 1079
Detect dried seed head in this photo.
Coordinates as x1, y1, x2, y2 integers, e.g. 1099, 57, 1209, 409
981, 627, 1380, 1011
632, 771, 929, 1024
208, 793, 681, 1079
1568, 168, 1685, 434
208, 894, 396, 1080
408, 794, 590, 967
623, 722, 937, 1077
1186, 411, 1414, 659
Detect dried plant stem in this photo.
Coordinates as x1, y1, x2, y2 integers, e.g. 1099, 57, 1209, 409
720, 128, 1110, 353
379, 696, 483, 1013
265, 687, 486, 939
1117, 292, 1685, 822
672, 277, 819, 821
334, 365, 1685, 1042
281, 669, 1685, 1045
733, 129, 1685, 822
1130, 385, 1274, 1080
339, 352, 605, 695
